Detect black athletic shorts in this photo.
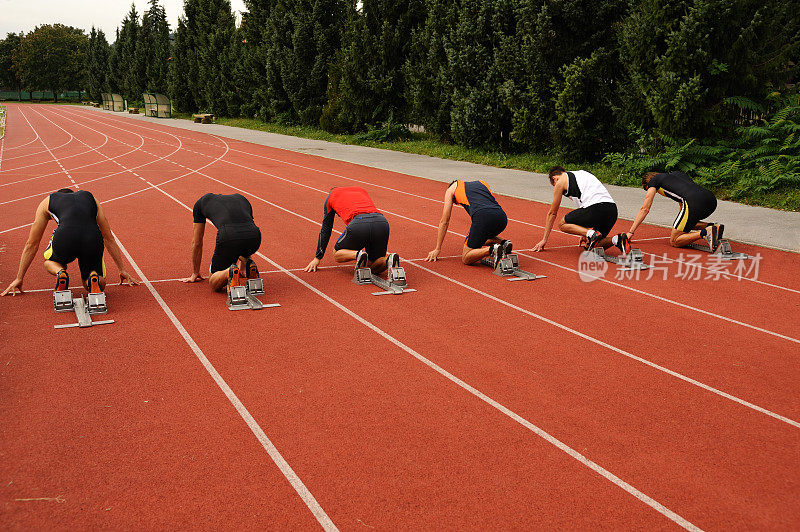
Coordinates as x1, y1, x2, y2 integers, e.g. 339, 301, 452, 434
334, 213, 390, 261
44, 224, 105, 281
466, 208, 508, 249
564, 202, 618, 236
674, 192, 717, 232
210, 223, 262, 273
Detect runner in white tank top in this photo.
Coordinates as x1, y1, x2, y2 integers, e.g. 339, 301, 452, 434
532, 166, 631, 254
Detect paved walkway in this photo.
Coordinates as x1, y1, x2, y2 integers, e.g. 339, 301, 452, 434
94, 107, 799, 252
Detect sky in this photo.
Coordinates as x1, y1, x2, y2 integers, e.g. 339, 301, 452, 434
0, 0, 247, 40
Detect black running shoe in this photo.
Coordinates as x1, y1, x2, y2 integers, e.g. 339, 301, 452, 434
616, 233, 631, 255
716, 223, 724, 242
705, 224, 719, 252
356, 249, 368, 268
55, 269, 69, 291
500, 239, 513, 258
585, 231, 603, 251
491, 243, 503, 268
386, 252, 400, 269
244, 257, 259, 279
87, 271, 101, 293
227, 263, 240, 293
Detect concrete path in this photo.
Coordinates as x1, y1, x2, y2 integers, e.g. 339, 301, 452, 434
90, 107, 799, 252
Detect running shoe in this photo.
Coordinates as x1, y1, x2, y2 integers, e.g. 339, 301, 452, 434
227, 263, 240, 293
491, 243, 503, 268
244, 257, 259, 279
356, 249, 368, 269
386, 252, 400, 269
705, 224, 719, 252
585, 230, 603, 251
55, 269, 69, 291
87, 271, 101, 293
716, 223, 725, 242
500, 239, 513, 258
616, 233, 632, 255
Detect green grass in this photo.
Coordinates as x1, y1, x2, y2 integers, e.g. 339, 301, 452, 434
171, 116, 798, 211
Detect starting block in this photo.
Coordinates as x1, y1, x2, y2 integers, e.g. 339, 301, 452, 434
53, 289, 114, 329
687, 239, 750, 260
353, 263, 415, 296
481, 253, 545, 281
590, 247, 650, 270
227, 277, 279, 310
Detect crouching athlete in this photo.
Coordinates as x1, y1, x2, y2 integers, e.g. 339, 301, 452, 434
627, 171, 723, 250
1, 188, 138, 296
426, 180, 511, 265
304, 186, 395, 273
182, 193, 262, 292
533, 166, 631, 254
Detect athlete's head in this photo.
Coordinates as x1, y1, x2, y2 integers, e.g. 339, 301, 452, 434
57, 188, 75, 193
642, 171, 659, 190
547, 166, 566, 186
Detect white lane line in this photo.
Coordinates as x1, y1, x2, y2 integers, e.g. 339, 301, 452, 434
137, 168, 700, 531
112, 232, 337, 532
13, 116, 337, 531
183, 161, 800, 429
16, 107, 78, 188
409, 260, 800, 430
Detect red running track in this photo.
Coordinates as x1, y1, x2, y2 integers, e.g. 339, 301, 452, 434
1, 103, 799, 530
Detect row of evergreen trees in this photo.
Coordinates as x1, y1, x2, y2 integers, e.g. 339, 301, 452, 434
48, 0, 800, 159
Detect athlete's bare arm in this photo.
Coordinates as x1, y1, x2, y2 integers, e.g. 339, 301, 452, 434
1, 198, 51, 296
96, 202, 139, 285
627, 187, 658, 240
533, 174, 566, 252
426, 182, 457, 262
182, 222, 206, 282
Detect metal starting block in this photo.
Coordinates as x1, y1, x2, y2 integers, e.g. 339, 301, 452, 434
353, 266, 415, 296
227, 280, 280, 311
590, 247, 650, 270
54, 290, 74, 312
687, 239, 750, 260
53, 290, 114, 329
481, 253, 545, 281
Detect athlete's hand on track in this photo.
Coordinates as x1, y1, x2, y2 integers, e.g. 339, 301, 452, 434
181, 273, 204, 283
425, 249, 440, 262
304, 258, 320, 272
532, 240, 546, 252
1, 278, 24, 296
119, 270, 140, 286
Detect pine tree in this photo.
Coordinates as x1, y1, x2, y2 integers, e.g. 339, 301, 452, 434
168, 18, 195, 112
86, 27, 110, 102
141, 0, 171, 94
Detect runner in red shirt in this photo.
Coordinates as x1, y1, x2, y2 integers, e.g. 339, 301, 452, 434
304, 186, 393, 273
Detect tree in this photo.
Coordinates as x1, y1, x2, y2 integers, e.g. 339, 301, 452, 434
168, 18, 195, 112
14, 24, 88, 102
141, 0, 171, 94
619, 0, 800, 141
115, 4, 146, 102
86, 27, 110, 102
0, 33, 22, 99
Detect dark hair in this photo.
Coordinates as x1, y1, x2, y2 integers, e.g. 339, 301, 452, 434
57, 188, 74, 193
547, 166, 566, 185
642, 171, 659, 190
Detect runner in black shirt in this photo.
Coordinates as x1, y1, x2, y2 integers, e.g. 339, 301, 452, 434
1, 188, 138, 296
182, 193, 262, 292
627, 171, 723, 249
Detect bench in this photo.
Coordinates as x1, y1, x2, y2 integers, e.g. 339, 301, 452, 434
128, 107, 139, 114
193, 113, 214, 124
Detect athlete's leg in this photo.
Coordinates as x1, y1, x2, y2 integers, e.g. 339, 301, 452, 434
462, 243, 492, 265
333, 249, 359, 263
558, 218, 589, 237
669, 228, 704, 247
209, 269, 229, 292
44, 260, 66, 276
